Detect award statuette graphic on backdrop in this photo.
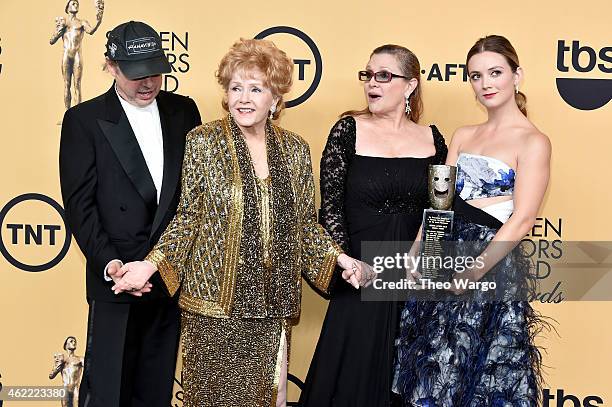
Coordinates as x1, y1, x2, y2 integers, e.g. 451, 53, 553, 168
49, 336, 83, 407
49, 0, 104, 111
419, 165, 457, 282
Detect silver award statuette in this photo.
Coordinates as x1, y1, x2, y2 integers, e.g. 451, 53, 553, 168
49, 336, 84, 407
419, 165, 457, 282
50, 0, 105, 113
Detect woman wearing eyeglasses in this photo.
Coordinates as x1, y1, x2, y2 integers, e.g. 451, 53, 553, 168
299, 45, 447, 407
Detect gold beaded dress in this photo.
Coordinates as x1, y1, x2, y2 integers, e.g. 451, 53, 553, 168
146, 116, 341, 407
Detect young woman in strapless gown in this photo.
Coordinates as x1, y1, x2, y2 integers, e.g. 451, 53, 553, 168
394, 35, 552, 406
299, 45, 447, 407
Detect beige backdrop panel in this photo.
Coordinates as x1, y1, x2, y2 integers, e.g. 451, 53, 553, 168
0, 0, 610, 405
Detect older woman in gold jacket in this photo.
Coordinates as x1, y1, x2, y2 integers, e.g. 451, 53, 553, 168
111, 39, 365, 407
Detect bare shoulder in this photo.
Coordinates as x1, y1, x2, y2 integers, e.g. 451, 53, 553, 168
453, 124, 479, 139
449, 124, 479, 147
520, 125, 551, 158
415, 122, 434, 135
352, 114, 368, 124
352, 114, 372, 130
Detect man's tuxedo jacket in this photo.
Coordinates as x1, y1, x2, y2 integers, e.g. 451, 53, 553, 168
59, 85, 202, 302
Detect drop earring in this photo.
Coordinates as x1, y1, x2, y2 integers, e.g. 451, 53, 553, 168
269, 104, 277, 119
405, 95, 411, 115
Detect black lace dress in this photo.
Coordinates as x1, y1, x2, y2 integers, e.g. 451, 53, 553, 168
299, 116, 447, 407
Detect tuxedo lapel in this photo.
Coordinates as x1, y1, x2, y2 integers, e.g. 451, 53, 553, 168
98, 86, 158, 216
150, 91, 185, 238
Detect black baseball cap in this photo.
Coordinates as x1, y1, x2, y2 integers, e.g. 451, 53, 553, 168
105, 21, 171, 80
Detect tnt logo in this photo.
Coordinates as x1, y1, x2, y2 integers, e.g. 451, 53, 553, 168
0, 194, 71, 272
255, 26, 322, 108
556, 40, 612, 110
543, 389, 604, 406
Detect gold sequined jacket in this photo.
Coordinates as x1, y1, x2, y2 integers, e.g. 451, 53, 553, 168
146, 117, 342, 318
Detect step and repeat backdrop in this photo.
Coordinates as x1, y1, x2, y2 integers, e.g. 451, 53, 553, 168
0, 0, 610, 405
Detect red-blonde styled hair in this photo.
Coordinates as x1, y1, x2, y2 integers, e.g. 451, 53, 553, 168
216, 38, 293, 120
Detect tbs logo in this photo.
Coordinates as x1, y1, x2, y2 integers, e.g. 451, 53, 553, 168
556, 40, 611, 110
543, 389, 603, 406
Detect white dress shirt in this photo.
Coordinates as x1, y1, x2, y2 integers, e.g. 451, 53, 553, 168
116, 90, 164, 202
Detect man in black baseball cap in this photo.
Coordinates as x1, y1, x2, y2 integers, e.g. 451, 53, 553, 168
105, 20, 172, 80
59, 19, 201, 407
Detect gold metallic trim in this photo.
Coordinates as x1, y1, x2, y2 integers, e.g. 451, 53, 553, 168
257, 177, 273, 268
178, 290, 229, 318
146, 249, 180, 296
271, 124, 297, 198
218, 117, 243, 316
315, 238, 343, 293
272, 125, 301, 271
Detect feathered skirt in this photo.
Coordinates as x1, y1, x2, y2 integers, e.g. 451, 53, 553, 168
393, 198, 546, 407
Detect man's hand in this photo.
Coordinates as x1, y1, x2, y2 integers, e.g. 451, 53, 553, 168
107, 260, 125, 280
112, 261, 156, 295
107, 260, 152, 297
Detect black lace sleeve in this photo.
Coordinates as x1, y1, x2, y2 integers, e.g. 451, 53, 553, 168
430, 124, 448, 164
318, 116, 356, 254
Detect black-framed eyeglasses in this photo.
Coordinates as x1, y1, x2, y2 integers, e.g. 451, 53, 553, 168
358, 70, 408, 83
